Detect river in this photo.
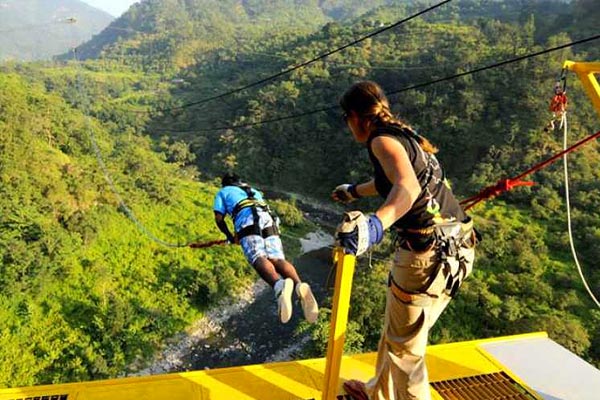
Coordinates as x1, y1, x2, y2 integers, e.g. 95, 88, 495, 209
187, 245, 332, 370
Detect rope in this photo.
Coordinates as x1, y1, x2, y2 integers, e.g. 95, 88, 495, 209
159, 0, 453, 113
461, 129, 600, 210
560, 115, 600, 309
161, 33, 600, 133
460, 179, 534, 211
68, 39, 219, 249
188, 239, 229, 249
85, 125, 187, 248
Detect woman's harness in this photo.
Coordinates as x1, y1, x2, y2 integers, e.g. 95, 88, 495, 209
388, 219, 479, 304
231, 184, 279, 240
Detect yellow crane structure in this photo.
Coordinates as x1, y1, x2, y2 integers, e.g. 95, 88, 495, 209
2, 61, 600, 399
562, 60, 600, 118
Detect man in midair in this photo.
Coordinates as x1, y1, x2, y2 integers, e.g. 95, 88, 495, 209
213, 173, 319, 324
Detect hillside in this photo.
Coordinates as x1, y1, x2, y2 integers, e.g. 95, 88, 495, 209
143, 0, 600, 369
0, 0, 113, 62
151, 0, 596, 196
0, 63, 257, 385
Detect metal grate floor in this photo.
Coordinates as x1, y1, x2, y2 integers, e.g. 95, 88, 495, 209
431, 372, 538, 400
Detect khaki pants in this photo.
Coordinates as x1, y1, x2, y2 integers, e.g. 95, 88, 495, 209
365, 242, 475, 400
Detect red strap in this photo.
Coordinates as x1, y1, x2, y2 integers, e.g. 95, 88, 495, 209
188, 239, 228, 249
460, 179, 534, 211
461, 129, 600, 211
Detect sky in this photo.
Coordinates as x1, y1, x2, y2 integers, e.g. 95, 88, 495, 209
80, 0, 140, 17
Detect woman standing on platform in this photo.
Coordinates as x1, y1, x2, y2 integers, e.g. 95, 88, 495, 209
333, 81, 477, 400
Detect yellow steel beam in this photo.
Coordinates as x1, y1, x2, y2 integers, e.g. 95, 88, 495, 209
321, 248, 356, 400
563, 60, 600, 119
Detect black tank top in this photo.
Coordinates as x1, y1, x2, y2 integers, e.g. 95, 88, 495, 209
367, 125, 466, 230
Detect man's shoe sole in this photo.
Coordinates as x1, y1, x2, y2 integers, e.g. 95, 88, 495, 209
297, 283, 319, 324
278, 278, 294, 323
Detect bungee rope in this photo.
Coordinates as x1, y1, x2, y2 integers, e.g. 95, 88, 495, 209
560, 114, 600, 309
68, 32, 224, 250
460, 179, 534, 211
462, 69, 600, 309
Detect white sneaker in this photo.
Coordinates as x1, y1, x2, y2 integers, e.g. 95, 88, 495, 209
296, 282, 319, 323
275, 278, 294, 323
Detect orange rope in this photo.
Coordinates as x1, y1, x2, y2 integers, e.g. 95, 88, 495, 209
188, 239, 229, 249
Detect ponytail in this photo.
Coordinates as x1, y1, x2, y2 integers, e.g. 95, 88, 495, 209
341, 81, 439, 154
372, 100, 438, 154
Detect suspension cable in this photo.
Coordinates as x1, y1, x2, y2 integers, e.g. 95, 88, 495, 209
0, 19, 72, 34
159, 33, 600, 134
386, 34, 600, 96
156, 0, 453, 113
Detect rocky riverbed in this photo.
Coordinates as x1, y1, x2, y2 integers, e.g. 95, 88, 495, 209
133, 229, 335, 376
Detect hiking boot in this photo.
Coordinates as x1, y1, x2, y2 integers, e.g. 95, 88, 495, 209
275, 278, 294, 323
296, 282, 319, 323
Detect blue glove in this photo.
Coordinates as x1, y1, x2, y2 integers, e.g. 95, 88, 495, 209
335, 211, 384, 256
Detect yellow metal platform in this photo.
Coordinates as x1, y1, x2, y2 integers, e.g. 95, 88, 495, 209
0, 332, 547, 400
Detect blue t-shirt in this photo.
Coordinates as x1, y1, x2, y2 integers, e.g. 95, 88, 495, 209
213, 185, 264, 231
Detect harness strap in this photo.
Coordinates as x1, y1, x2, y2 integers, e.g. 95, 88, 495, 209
233, 199, 279, 240
232, 198, 268, 220
390, 219, 477, 303
388, 272, 439, 304
403, 225, 436, 235
237, 224, 278, 240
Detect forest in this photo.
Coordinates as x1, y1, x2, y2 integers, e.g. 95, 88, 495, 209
1, 0, 599, 388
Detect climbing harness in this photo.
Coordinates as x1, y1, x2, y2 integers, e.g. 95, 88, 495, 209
230, 183, 280, 240
433, 220, 476, 298
389, 218, 477, 305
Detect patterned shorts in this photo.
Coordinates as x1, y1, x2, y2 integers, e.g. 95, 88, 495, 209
237, 209, 285, 264
240, 235, 285, 265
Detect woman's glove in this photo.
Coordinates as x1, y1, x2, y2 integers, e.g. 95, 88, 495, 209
332, 184, 361, 203
335, 211, 383, 256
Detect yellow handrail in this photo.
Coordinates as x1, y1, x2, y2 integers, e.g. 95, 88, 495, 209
321, 248, 356, 400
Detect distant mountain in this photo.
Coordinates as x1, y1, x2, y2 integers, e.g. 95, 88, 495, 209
69, 0, 577, 72
0, 0, 113, 62
72, 0, 414, 69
